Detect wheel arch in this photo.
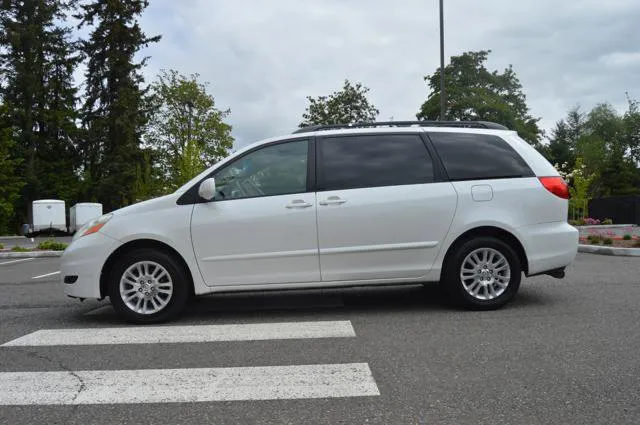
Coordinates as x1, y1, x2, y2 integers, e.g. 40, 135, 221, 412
440, 226, 529, 278
100, 239, 195, 299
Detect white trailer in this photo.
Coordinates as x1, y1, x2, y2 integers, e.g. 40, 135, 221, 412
70, 203, 103, 233
32, 199, 66, 233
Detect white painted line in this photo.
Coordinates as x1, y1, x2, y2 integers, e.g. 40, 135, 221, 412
1, 321, 356, 346
0, 363, 379, 405
31, 271, 60, 279
0, 258, 35, 266
83, 305, 113, 316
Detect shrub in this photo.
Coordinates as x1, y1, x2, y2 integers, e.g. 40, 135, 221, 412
583, 217, 601, 225
623, 234, 632, 240
0, 243, 4, 249
587, 235, 602, 244
634, 240, 640, 248
37, 239, 68, 251
11, 246, 31, 252
603, 238, 613, 245
602, 218, 613, 225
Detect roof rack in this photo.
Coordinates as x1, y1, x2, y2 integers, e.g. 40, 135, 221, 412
293, 120, 509, 134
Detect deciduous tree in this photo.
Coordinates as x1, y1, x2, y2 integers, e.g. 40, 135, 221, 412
417, 50, 541, 146
300, 80, 379, 127
146, 69, 233, 189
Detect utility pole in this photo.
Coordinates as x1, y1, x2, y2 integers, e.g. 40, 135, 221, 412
439, 0, 446, 121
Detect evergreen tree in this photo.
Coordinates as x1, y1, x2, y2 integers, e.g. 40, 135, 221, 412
0, 105, 25, 234
0, 0, 80, 224
77, 0, 160, 211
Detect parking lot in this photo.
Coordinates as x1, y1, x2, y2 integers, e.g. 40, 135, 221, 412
0, 253, 639, 424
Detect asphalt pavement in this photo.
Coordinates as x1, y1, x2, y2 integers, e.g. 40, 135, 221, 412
0, 253, 639, 424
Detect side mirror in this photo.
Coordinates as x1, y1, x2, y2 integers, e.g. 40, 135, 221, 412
198, 177, 216, 201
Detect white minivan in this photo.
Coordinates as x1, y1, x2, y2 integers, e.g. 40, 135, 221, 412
61, 121, 579, 323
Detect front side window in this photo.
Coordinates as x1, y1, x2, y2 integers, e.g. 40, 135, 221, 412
212, 140, 308, 201
318, 134, 435, 191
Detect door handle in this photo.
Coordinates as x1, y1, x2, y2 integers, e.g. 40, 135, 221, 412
286, 199, 313, 209
319, 196, 347, 206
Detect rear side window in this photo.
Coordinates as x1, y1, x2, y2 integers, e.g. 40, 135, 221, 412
428, 132, 534, 181
318, 134, 435, 191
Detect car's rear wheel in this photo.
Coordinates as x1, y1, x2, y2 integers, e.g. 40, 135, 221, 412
444, 236, 521, 309
108, 248, 189, 324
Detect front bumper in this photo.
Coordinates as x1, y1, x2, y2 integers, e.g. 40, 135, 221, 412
60, 232, 121, 299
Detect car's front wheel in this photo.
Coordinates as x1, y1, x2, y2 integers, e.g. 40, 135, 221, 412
108, 248, 190, 324
444, 237, 521, 309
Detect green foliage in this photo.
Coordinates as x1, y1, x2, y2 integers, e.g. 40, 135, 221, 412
548, 99, 640, 198
623, 234, 632, 240
77, 0, 161, 211
37, 239, 68, 251
0, 107, 25, 234
602, 218, 613, 225
0, 0, 81, 225
603, 237, 613, 245
300, 80, 379, 127
11, 245, 31, 252
543, 107, 585, 171
587, 235, 601, 245
416, 50, 541, 146
0, 243, 4, 249
146, 69, 234, 190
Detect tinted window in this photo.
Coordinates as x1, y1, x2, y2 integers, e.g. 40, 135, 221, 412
428, 132, 534, 181
213, 140, 308, 200
319, 134, 434, 191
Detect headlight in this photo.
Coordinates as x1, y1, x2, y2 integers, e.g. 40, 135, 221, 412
73, 213, 114, 241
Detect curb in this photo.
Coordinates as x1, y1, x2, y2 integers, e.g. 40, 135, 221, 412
578, 244, 640, 257
0, 251, 63, 259
0, 236, 27, 240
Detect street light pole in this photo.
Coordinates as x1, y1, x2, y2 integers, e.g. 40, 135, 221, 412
439, 0, 446, 121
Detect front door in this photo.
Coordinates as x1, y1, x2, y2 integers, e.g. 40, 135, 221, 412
191, 139, 320, 287
315, 133, 457, 282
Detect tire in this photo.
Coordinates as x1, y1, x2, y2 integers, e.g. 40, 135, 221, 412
108, 248, 190, 324
443, 236, 521, 310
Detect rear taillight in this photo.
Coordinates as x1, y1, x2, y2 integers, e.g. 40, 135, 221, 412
539, 176, 570, 199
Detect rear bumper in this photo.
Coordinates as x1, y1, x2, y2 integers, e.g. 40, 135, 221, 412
60, 232, 120, 299
518, 222, 579, 276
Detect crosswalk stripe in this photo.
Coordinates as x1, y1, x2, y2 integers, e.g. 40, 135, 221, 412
1, 321, 356, 347
0, 363, 379, 405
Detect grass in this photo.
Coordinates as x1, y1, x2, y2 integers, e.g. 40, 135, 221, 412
37, 239, 68, 251
11, 246, 31, 252
623, 234, 632, 240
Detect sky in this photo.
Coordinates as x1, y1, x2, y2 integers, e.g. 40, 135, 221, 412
134, 0, 640, 148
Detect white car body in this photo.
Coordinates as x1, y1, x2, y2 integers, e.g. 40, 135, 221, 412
61, 124, 579, 317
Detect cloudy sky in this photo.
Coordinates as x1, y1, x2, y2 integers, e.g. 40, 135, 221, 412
135, 0, 640, 147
